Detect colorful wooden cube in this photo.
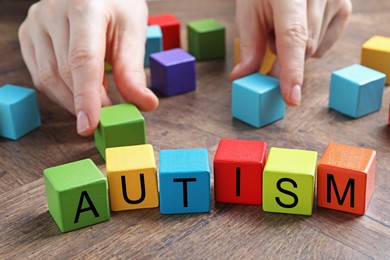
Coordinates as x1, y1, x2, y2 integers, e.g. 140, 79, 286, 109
233, 38, 276, 74
106, 144, 159, 211
361, 36, 390, 85
262, 147, 317, 216
105, 62, 112, 72
232, 73, 285, 128
0, 84, 41, 140
145, 25, 163, 67
43, 159, 110, 233
317, 143, 376, 215
159, 148, 210, 214
187, 18, 225, 60
150, 48, 196, 96
329, 64, 386, 118
213, 139, 267, 205
148, 14, 180, 50
94, 103, 146, 160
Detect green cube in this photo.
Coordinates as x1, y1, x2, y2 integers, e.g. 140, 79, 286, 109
187, 18, 225, 60
94, 103, 146, 160
262, 147, 317, 216
43, 159, 110, 233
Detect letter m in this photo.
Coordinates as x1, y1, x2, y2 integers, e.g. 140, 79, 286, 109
327, 174, 355, 208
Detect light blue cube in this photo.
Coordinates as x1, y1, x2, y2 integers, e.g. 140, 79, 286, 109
0, 84, 41, 140
232, 73, 285, 128
329, 64, 386, 118
145, 26, 163, 67
159, 148, 210, 214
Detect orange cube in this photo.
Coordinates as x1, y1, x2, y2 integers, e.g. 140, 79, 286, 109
317, 143, 376, 215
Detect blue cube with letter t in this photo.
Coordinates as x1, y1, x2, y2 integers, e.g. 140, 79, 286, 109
159, 148, 210, 214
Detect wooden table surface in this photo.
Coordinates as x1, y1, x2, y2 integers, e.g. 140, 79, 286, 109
1, 0, 390, 258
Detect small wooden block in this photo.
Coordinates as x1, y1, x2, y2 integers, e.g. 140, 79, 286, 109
148, 14, 181, 50
187, 18, 225, 60
329, 64, 386, 118
145, 25, 163, 67
150, 48, 196, 96
232, 73, 285, 128
105, 62, 112, 72
213, 138, 267, 205
94, 103, 146, 160
43, 159, 110, 233
361, 35, 390, 85
262, 147, 317, 216
159, 148, 210, 214
0, 84, 41, 140
106, 144, 159, 211
233, 38, 276, 74
317, 143, 376, 215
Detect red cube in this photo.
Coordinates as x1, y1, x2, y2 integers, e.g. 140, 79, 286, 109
213, 139, 267, 205
148, 14, 181, 50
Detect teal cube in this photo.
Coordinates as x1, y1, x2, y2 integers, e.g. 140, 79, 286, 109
0, 84, 41, 140
159, 148, 210, 214
44, 159, 110, 232
232, 73, 285, 128
94, 103, 146, 160
145, 25, 163, 67
329, 64, 386, 118
187, 18, 225, 60
262, 147, 317, 216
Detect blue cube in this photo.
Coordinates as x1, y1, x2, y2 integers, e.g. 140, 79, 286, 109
145, 26, 163, 67
159, 148, 210, 214
150, 48, 196, 96
329, 64, 386, 118
0, 84, 41, 140
232, 73, 285, 128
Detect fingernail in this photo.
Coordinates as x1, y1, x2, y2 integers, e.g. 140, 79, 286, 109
290, 84, 301, 106
77, 111, 90, 134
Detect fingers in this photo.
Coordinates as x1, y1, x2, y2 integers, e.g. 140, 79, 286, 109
314, 0, 352, 57
271, 0, 308, 106
68, 3, 107, 136
306, 0, 327, 58
230, 0, 267, 81
19, 7, 75, 114
112, 2, 158, 112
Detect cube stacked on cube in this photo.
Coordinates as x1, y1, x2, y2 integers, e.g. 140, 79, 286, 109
262, 147, 317, 216
214, 139, 268, 205
106, 144, 159, 211
233, 38, 276, 74
145, 26, 163, 67
148, 14, 180, 50
317, 143, 376, 215
150, 48, 196, 96
329, 64, 386, 118
361, 36, 390, 85
187, 18, 225, 60
94, 103, 146, 160
44, 159, 110, 232
0, 84, 41, 140
159, 148, 210, 214
232, 73, 285, 128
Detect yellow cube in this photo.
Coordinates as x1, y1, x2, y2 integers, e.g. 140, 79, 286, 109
106, 144, 159, 211
233, 37, 276, 74
361, 36, 390, 85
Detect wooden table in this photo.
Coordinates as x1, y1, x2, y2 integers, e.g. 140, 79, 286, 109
1, 0, 389, 258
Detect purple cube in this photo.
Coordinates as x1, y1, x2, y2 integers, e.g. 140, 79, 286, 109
150, 48, 196, 96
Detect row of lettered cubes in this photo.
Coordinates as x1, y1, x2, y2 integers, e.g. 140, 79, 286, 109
44, 140, 376, 232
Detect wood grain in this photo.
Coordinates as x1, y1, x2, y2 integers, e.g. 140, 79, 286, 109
1, 0, 390, 258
